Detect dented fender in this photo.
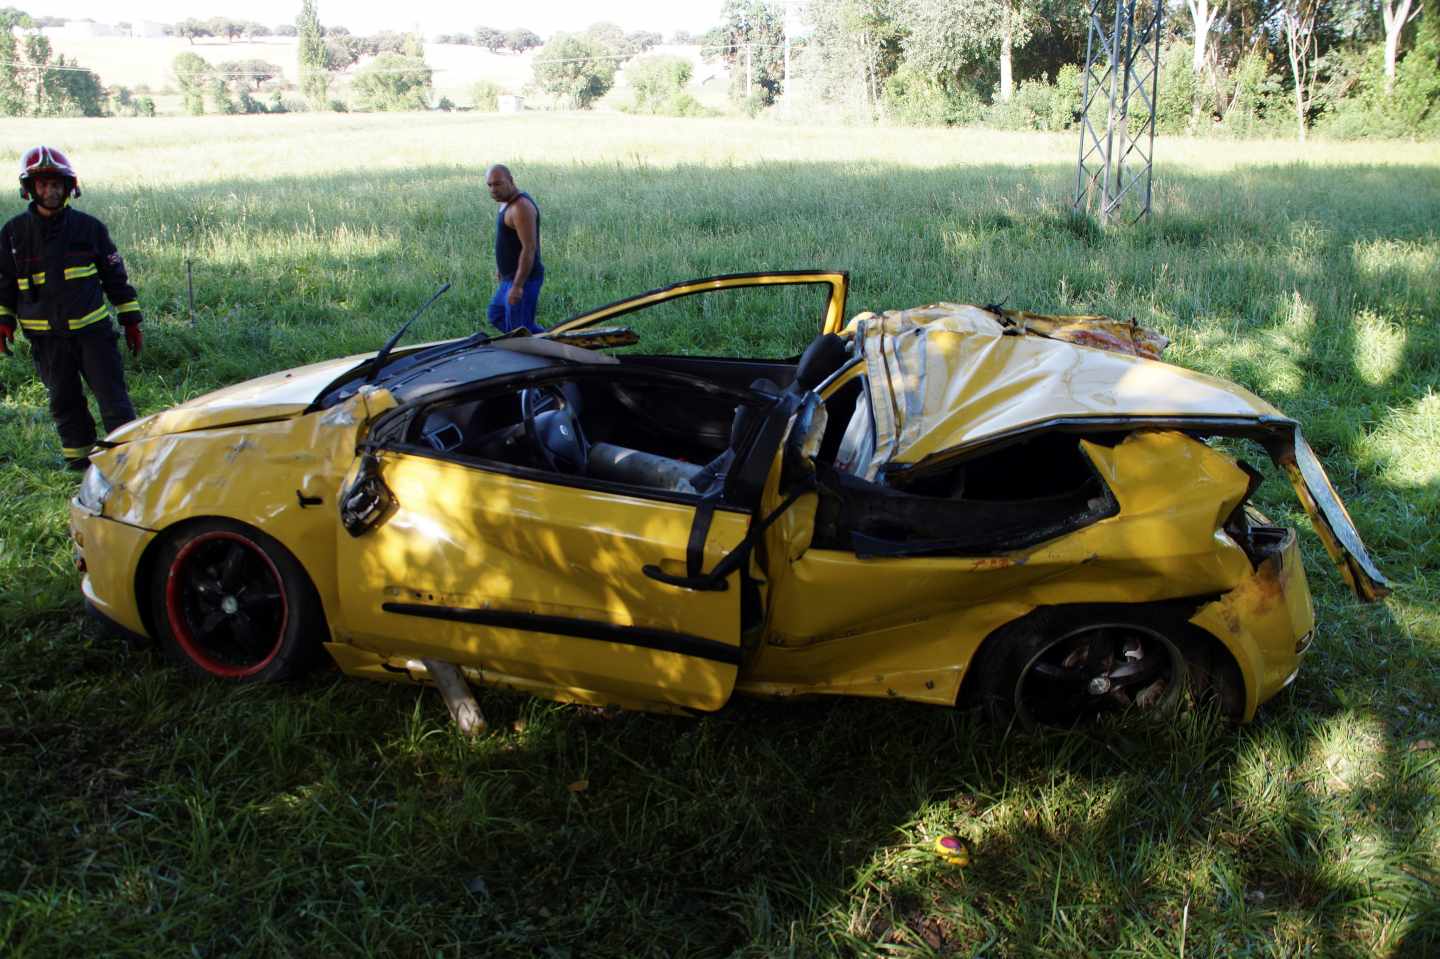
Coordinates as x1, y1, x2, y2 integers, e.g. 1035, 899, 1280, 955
79, 388, 397, 631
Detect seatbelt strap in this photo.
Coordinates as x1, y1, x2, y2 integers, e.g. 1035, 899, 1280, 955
686, 495, 719, 578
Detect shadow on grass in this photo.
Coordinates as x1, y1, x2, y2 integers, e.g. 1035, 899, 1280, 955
2, 625, 1437, 954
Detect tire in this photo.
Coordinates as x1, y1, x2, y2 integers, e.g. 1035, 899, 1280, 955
150, 519, 324, 682
966, 604, 1243, 729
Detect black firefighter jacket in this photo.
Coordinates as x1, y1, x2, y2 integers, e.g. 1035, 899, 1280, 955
0, 203, 141, 337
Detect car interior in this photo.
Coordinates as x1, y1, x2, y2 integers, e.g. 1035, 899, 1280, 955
394, 330, 1122, 557
401, 333, 855, 503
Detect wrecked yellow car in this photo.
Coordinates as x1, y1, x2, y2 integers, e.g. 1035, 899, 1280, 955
71, 271, 1388, 727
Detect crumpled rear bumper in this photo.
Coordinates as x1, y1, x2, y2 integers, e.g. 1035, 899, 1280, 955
1190, 526, 1316, 720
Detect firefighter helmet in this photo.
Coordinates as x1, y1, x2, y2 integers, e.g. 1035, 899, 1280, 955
19, 145, 81, 200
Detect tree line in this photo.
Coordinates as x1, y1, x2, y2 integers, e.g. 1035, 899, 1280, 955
711, 0, 1437, 139
528, 0, 1436, 138
5, 0, 1434, 137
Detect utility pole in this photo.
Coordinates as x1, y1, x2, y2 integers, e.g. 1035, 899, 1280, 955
1074, 0, 1163, 224
782, 16, 791, 115
745, 42, 752, 101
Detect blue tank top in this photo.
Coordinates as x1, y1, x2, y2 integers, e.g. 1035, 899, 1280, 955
495, 191, 543, 282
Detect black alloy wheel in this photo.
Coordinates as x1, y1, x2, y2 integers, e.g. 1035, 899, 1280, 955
967, 605, 1244, 729
1013, 620, 1187, 727
151, 519, 323, 681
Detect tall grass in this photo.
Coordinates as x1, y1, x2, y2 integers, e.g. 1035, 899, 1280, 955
1, 113, 1437, 956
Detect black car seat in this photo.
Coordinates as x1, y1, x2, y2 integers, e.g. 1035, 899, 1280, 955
690, 333, 851, 499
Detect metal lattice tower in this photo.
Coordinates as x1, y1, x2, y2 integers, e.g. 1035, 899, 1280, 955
1074, 0, 1163, 224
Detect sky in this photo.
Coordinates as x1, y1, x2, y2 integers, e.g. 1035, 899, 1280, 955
44, 0, 728, 39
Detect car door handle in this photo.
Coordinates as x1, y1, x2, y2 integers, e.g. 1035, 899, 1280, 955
641, 563, 729, 592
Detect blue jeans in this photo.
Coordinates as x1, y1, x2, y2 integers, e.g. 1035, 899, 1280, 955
487, 276, 544, 334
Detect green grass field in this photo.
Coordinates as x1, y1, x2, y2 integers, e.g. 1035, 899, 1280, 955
1, 113, 1438, 956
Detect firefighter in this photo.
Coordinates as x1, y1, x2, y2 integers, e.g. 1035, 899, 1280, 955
0, 146, 143, 471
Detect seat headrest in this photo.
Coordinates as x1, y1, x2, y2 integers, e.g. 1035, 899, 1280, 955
794, 334, 850, 391
733, 378, 782, 443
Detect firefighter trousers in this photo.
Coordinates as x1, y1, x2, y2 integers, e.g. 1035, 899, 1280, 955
29, 326, 137, 462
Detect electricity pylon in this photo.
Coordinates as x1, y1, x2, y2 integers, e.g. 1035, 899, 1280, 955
1074, 0, 1163, 224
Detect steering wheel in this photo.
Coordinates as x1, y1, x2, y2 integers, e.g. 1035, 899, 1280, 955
520, 384, 591, 475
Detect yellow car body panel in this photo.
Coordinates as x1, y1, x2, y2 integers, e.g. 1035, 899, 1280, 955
333, 452, 749, 711
1189, 528, 1316, 718
747, 431, 1290, 715
103, 353, 373, 443
74, 514, 155, 636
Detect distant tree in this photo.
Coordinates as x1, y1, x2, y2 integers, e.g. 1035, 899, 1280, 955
206, 17, 244, 42
22, 34, 63, 113
505, 28, 542, 53
699, 25, 728, 60
626, 53, 692, 110
351, 52, 432, 110
472, 79, 502, 110
174, 18, 214, 44
173, 50, 211, 114
585, 21, 627, 54
1186, 0, 1228, 74
1380, 0, 1422, 94
51, 54, 104, 116
532, 33, 616, 107
368, 30, 407, 55
243, 22, 271, 39
402, 32, 424, 58
220, 59, 283, 89
626, 30, 664, 55
208, 75, 238, 113
475, 26, 505, 51
705, 0, 787, 105
807, 0, 905, 121
324, 35, 362, 69
109, 84, 133, 114
0, 11, 25, 116
671, 29, 696, 45
894, 0, 1036, 101
1282, 0, 1321, 140
297, 0, 329, 107
275, 23, 297, 36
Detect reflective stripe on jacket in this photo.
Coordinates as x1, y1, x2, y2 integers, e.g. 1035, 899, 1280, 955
0, 204, 141, 336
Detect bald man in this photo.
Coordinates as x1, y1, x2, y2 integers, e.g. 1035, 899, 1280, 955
484, 164, 544, 334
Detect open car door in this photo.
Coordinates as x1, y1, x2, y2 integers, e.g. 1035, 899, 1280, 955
331, 366, 781, 713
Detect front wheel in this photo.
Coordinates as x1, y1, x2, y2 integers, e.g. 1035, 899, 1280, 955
966, 605, 1243, 728
150, 519, 324, 682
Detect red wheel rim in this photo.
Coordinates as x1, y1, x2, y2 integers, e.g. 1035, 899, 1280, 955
165, 530, 289, 678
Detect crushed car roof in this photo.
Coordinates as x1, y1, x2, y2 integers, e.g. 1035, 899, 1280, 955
849, 305, 1290, 475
